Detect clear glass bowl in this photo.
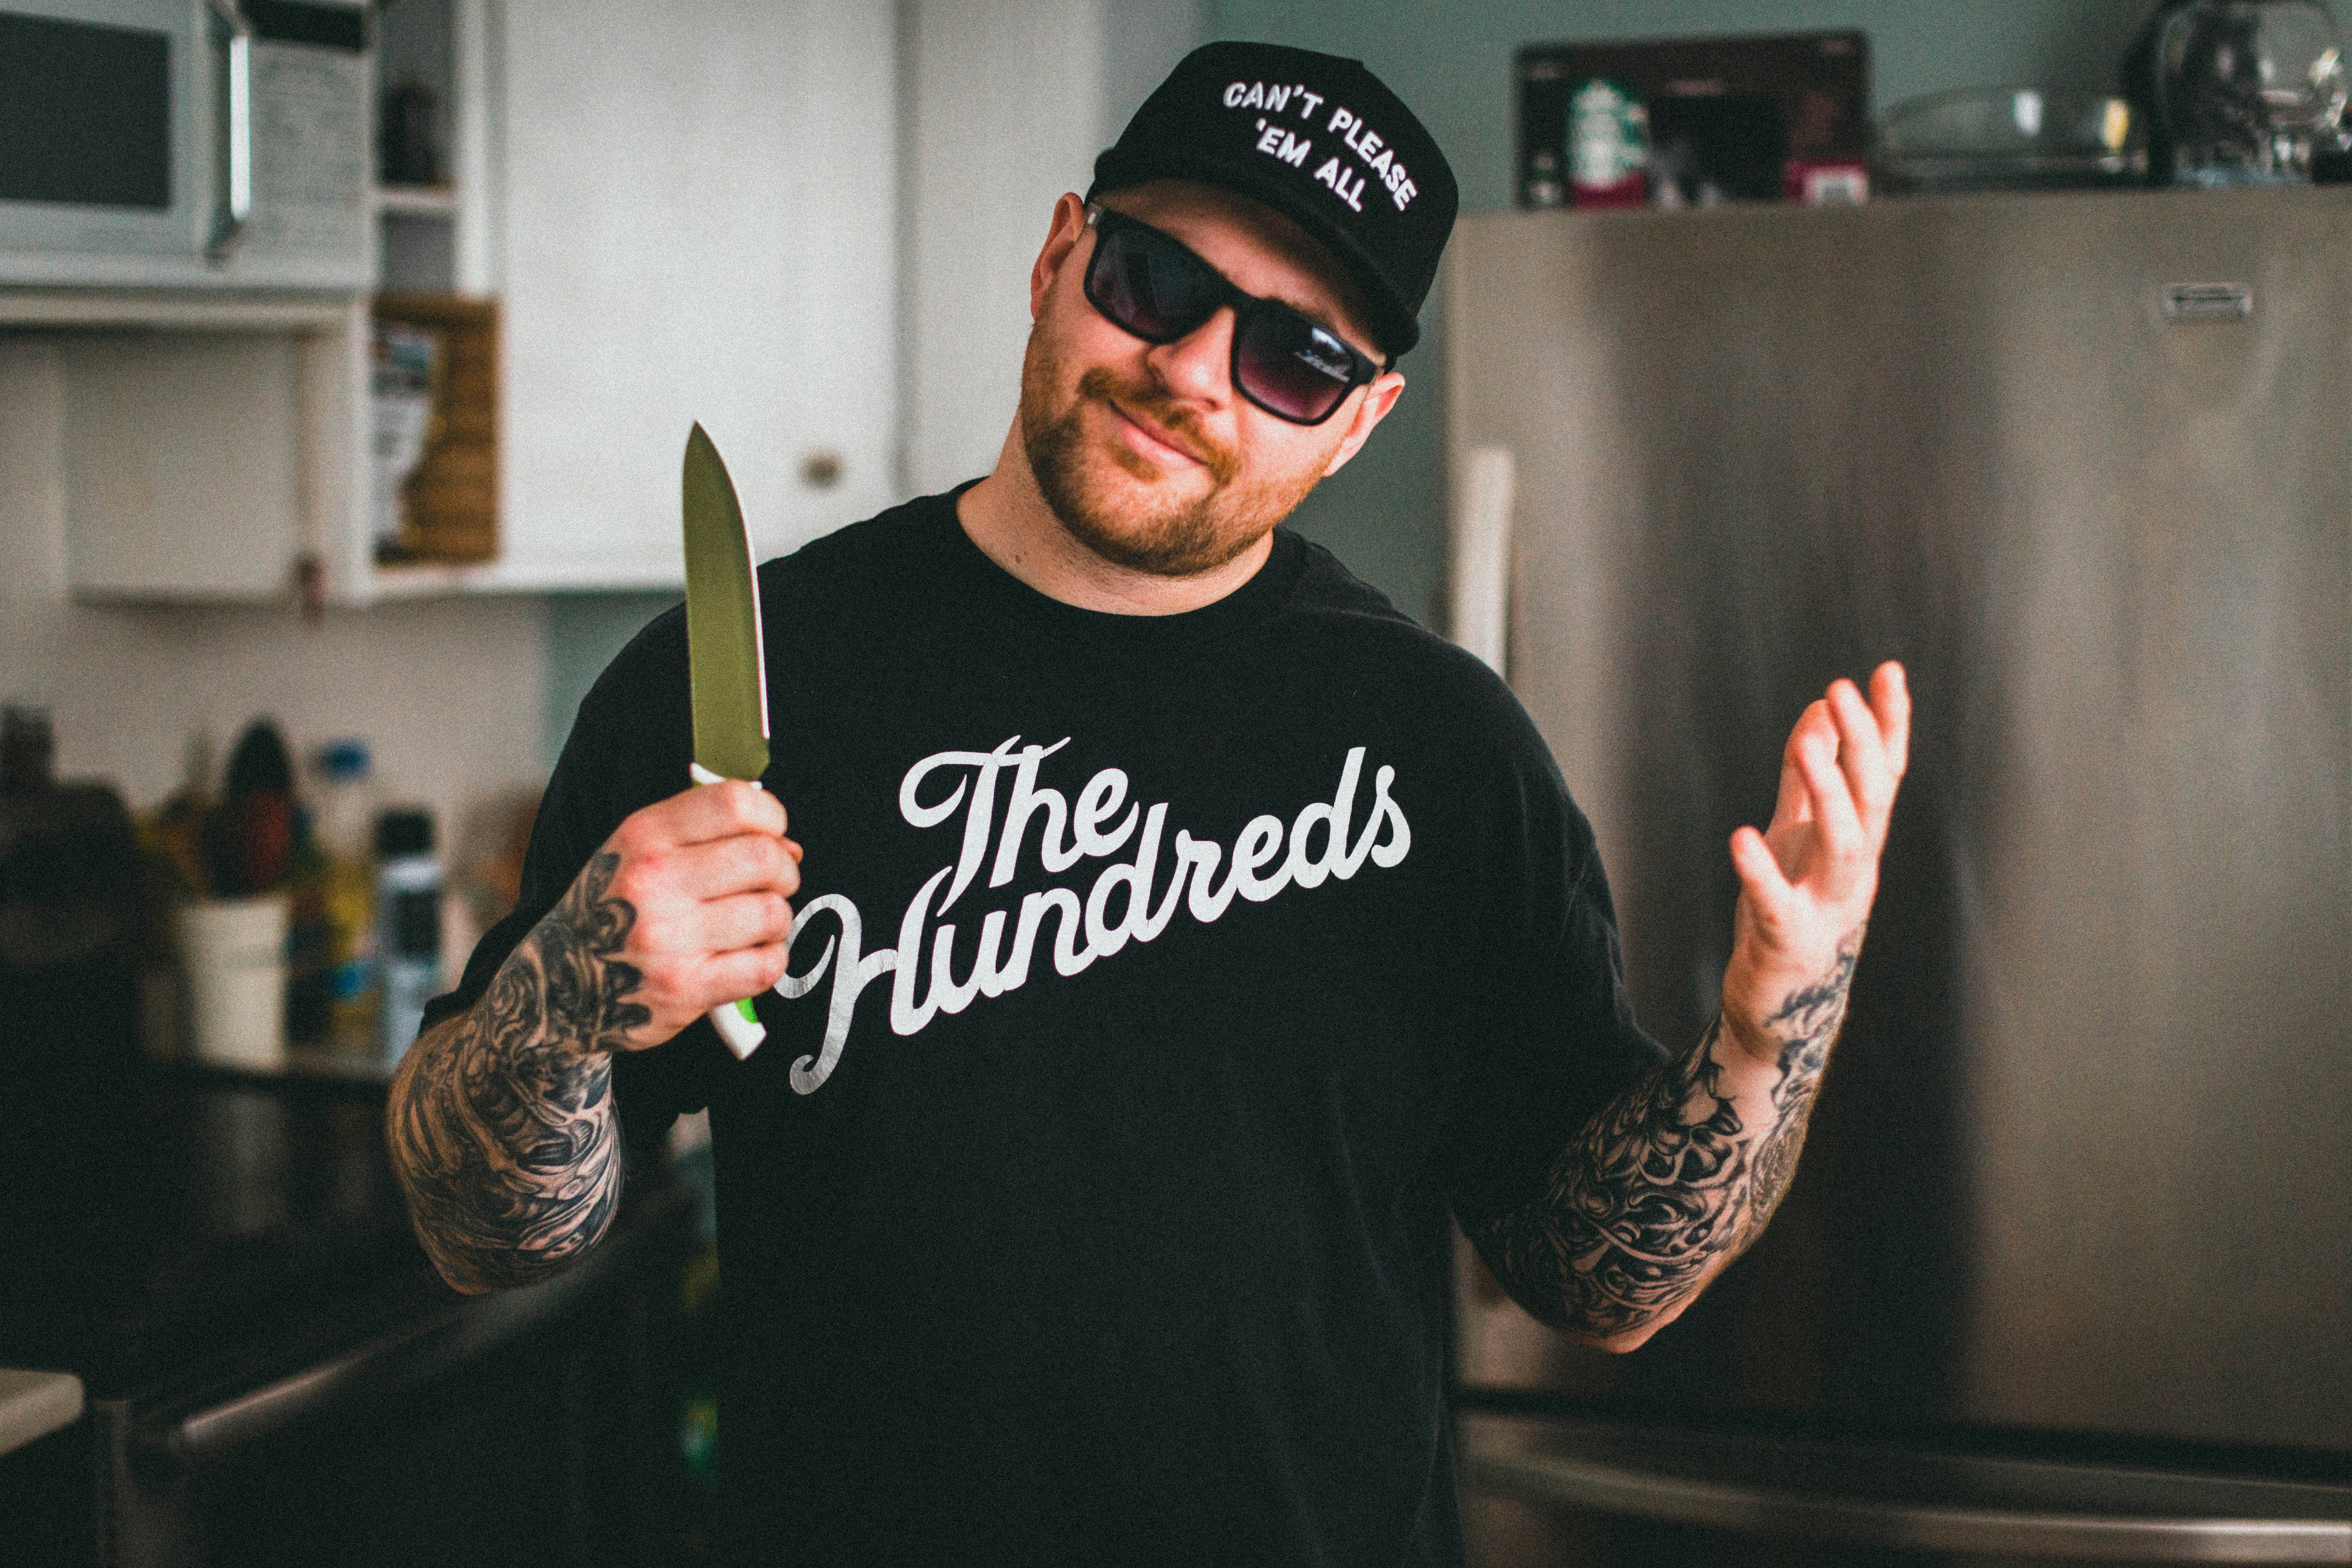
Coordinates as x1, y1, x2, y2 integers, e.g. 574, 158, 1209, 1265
1875, 88, 2150, 191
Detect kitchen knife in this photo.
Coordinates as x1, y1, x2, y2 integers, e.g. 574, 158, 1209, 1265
681, 422, 773, 1060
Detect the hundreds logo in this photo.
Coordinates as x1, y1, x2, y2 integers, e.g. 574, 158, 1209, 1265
773, 737, 1411, 1094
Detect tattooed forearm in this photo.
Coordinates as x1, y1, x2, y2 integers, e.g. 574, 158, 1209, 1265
1467, 1016, 1751, 1339
386, 852, 652, 1292
1464, 936, 1860, 1343
1730, 946, 1854, 1254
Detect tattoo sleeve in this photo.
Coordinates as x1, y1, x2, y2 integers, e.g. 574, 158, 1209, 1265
386, 851, 653, 1292
1461, 938, 1860, 1342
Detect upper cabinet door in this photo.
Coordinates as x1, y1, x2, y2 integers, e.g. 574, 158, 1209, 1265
498, 0, 899, 586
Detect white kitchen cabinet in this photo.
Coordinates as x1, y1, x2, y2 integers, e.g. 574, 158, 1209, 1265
372, 0, 498, 298
491, 0, 900, 586
0, 291, 364, 606
13, 0, 897, 606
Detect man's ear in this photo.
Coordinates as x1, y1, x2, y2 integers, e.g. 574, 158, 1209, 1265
1321, 372, 1406, 478
1031, 193, 1090, 320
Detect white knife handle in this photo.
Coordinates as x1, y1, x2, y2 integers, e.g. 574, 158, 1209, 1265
689, 763, 770, 1059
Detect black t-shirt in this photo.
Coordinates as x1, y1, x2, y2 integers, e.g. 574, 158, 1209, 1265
426, 488, 1662, 1566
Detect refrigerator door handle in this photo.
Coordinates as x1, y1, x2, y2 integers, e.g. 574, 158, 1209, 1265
1447, 443, 1514, 675
1461, 1446, 2352, 1564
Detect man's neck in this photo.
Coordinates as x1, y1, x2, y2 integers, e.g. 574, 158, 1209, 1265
955, 424, 1274, 617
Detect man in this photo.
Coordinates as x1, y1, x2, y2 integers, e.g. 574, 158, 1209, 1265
389, 40, 1908, 1566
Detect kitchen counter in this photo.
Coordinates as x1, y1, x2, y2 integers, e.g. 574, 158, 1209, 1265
0, 1368, 83, 1456
0, 1060, 425, 1401
0, 1055, 697, 1565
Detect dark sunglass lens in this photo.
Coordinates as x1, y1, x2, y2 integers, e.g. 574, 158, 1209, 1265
1235, 308, 1359, 422
1091, 224, 1214, 340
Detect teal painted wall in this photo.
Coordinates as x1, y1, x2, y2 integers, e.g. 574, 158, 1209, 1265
1204, 0, 2148, 626
543, 591, 679, 771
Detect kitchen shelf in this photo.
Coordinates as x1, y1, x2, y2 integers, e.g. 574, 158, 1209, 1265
367, 556, 685, 597
373, 291, 500, 566
373, 0, 493, 298
0, 290, 352, 331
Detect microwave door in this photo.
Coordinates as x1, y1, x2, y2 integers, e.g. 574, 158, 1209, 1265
221, 7, 374, 290
0, 0, 374, 292
0, 0, 217, 284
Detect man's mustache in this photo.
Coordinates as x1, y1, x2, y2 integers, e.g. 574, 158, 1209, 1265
1075, 368, 1238, 485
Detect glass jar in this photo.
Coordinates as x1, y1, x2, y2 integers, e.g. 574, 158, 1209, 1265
2156, 0, 2349, 183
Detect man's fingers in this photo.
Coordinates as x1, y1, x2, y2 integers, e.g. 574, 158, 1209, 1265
1729, 825, 1794, 919
1826, 679, 1895, 838
654, 778, 788, 847
662, 828, 802, 903
1770, 700, 1830, 832
694, 889, 795, 957
1794, 725, 1866, 862
1870, 661, 1911, 779
699, 942, 791, 1012
1771, 741, 1811, 832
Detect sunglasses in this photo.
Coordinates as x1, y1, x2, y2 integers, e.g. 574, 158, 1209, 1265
1080, 202, 1385, 426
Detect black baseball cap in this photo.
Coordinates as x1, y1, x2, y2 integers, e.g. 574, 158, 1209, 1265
1088, 41, 1459, 358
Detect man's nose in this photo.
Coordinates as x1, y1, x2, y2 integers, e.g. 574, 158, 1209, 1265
1143, 304, 1236, 407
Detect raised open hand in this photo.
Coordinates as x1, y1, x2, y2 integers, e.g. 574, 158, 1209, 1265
1720, 662, 1910, 1065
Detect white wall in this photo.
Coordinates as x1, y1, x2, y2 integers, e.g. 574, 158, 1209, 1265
898, 0, 1201, 495
0, 338, 550, 834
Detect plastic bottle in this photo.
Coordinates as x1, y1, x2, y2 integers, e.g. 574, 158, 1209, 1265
374, 806, 441, 1065
311, 741, 381, 1051
284, 736, 335, 1044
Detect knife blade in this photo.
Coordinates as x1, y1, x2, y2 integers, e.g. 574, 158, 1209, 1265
682, 422, 772, 1059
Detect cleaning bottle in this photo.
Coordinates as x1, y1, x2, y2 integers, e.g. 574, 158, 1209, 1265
311, 741, 381, 1052
374, 806, 441, 1064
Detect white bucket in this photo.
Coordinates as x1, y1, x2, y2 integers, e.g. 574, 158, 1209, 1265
178, 894, 290, 1071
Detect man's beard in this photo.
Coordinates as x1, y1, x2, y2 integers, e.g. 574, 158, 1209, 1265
1019, 334, 1331, 579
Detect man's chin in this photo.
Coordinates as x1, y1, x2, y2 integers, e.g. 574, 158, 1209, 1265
1019, 371, 1293, 578
1038, 428, 1322, 578
1053, 501, 1241, 579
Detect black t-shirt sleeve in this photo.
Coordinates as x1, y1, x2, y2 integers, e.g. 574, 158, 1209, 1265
416, 603, 719, 1148
1437, 683, 1668, 1232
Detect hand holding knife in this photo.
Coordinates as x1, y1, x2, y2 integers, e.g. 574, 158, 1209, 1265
683, 422, 779, 1059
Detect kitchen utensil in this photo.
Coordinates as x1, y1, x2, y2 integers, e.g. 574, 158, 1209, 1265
681, 422, 771, 1060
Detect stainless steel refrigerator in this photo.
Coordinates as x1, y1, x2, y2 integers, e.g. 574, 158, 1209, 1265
1442, 187, 2352, 1566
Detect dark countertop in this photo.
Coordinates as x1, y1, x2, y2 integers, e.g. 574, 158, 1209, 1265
0, 1054, 683, 1405
0, 1050, 701, 1566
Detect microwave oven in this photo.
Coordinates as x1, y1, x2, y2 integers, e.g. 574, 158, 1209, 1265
0, 0, 374, 290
